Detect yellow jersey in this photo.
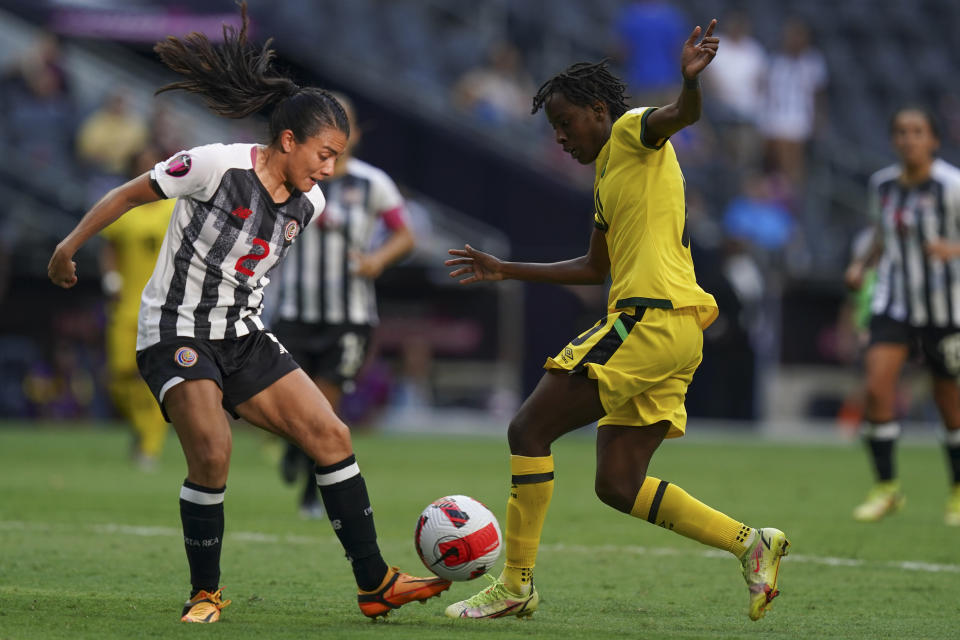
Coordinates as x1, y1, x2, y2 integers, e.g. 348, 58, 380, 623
593, 107, 717, 329
101, 199, 175, 321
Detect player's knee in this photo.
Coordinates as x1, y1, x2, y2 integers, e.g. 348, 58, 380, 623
863, 383, 893, 419
297, 415, 352, 460
188, 442, 231, 479
594, 473, 639, 514
507, 414, 551, 456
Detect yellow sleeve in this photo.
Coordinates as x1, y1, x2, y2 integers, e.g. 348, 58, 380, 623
613, 107, 667, 153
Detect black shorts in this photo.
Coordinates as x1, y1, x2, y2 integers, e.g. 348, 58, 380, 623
136, 330, 299, 422
869, 314, 960, 379
273, 320, 372, 391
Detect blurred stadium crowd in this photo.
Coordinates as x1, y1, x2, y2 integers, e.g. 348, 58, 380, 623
0, 0, 958, 432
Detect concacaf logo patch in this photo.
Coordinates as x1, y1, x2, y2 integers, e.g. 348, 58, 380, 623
174, 347, 198, 368
284, 220, 300, 241
165, 153, 192, 177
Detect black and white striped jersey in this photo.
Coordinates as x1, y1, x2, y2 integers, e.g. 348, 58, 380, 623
871, 158, 960, 327
275, 157, 405, 327
136, 143, 325, 350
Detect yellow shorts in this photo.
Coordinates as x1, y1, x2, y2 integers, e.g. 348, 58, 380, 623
544, 306, 703, 437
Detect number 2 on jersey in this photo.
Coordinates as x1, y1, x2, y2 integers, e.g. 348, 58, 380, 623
235, 238, 270, 277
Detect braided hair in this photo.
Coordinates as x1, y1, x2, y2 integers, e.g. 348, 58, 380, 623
154, 1, 348, 143
531, 60, 630, 120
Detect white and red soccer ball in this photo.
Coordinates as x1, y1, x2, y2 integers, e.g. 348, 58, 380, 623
414, 495, 502, 581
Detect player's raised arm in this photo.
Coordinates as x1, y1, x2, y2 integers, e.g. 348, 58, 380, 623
446, 227, 610, 286
643, 18, 719, 146
47, 172, 162, 288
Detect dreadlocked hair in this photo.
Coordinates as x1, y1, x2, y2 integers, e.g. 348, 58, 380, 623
531, 59, 630, 120
154, 1, 348, 143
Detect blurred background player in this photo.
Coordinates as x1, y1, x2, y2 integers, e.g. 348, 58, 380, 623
845, 106, 960, 525
99, 146, 174, 470
272, 93, 415, 518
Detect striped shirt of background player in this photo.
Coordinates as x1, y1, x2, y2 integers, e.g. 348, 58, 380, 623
871, 158, 960, 327
137, 143, 324, 350
277, 158, 406, 326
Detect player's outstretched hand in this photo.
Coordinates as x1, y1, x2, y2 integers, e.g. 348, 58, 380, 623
48, 245, 78, 288
446, 244, 504, 284
681, 18, 719, 80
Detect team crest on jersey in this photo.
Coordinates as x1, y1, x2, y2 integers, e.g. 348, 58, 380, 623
284, 220, 300, 241
165, 154, 192, 177
174, 347, 198, 368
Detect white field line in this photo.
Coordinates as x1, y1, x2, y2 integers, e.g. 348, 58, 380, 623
2, 520, 959, 575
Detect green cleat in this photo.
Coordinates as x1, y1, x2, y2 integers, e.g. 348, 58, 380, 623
741, 527, 790, 621
946, 487, 960, 527
853, 482, 905, 522
444, 574, 539, 619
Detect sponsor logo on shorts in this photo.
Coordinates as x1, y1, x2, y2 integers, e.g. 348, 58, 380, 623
174, 347, 198, 368
265, 332, 288, 354
164, 153, 192, 177
563, 347, 574, 361
284, 220, 300, 241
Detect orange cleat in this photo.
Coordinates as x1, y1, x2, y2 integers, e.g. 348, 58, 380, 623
357, 567, 451, 619
180, 587, 231, 623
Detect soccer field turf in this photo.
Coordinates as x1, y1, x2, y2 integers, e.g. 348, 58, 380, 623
1, 423, 958, 639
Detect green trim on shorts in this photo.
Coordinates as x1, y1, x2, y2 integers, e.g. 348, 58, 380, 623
613, 317, 629, 341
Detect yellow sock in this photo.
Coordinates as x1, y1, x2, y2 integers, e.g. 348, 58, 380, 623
501, 455, 554, 594
631, 476, 754, 558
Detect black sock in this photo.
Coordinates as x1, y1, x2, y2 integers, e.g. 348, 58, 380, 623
868, 438, 896, 481
179, 480, 225, 596
945, 429, 960, 485
316, 455, 388, 591
865, 421, 900, 483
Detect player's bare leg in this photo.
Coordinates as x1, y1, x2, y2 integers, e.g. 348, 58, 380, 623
237, 369, 449, 618
855, 344, 910, 521
278, 375, 344, 516
447, 370, 605, 619
165, 380, 234, 622
931, 376, 960, 525
595, 423, 788, 621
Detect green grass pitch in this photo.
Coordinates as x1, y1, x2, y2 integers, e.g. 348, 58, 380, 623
1, 423, 958, 639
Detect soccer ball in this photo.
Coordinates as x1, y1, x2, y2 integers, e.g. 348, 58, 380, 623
414, 495, 502, 581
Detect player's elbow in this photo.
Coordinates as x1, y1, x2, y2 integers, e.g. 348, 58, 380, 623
399, 227, 416, 254
682, 110, 701, 126
584, 261, 609, 284
588, 272, 607, 285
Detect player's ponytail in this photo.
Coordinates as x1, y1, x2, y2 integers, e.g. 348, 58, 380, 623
154, 1, 348, 143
